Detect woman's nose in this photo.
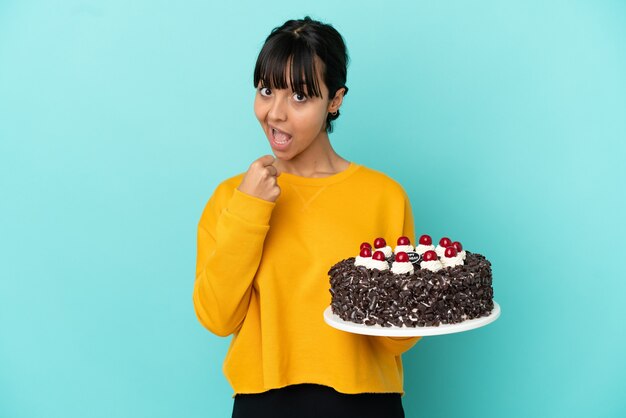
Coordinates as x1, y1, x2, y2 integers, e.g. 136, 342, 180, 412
268, 96, 287, 121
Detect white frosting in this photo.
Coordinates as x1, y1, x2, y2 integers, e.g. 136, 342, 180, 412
354, 256, 372, 268
394, 244, 414, 254
374, 246, 392, 258
415, 244, 435, 255
441, 254, 464, 268
391, 261, 414, 275
420, 259, 444, 272
435, 245, 448, 258
459, 250, 467, 260
369, 259, 389, 271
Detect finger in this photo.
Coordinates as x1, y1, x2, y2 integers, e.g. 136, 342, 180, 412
272, 161, 281, 177
257, 155, 276, 167
266, 164, 279, 177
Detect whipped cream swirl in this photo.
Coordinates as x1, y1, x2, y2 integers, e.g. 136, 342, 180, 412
415, 244, 435, 255
441, 254, 464, 268
370, 258, 389, 271
391, 261, 414, 275
394, 244, 414, 254
375, 246, 393, 258
435, 245, 449, 258
420, 259, 444, 272
354, 256, 373, 268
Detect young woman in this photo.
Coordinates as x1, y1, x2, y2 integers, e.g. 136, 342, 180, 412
193, 16, 420, 418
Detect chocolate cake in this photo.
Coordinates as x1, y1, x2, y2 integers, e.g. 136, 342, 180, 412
328, 235, 494, 328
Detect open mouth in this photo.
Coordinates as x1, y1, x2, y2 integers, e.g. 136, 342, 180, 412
270, 127, 293, 148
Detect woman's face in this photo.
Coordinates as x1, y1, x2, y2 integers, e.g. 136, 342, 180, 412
254, 70, 341, 163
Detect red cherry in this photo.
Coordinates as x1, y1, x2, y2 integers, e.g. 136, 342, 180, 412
397, 236, 410, 246
444, 246, 458, 258
360, 247, 372, 257
374, 237, 387, 249
372, 250, 386, 261
452, 241, 463, 252
439, 237, 452, 247
396, 252, 409, 263
360, 242, 372, 251
419, 234, 432, 245
423, 250, 438, 261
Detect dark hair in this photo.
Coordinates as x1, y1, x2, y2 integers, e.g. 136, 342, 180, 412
253, 16, 349, 133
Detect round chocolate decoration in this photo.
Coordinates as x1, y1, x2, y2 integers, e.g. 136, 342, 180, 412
407, 251, 422, 266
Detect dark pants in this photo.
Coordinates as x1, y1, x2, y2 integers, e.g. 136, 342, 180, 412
232, 383, 405, 418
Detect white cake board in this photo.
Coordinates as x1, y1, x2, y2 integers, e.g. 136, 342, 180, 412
323, 301, 500, 337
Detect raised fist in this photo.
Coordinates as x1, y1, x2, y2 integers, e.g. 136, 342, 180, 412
237, 155, 281, 202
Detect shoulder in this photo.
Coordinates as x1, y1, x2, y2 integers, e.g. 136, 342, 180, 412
201, 172, 245, 212
213, 172, 245, 196
352, 164, 409, 198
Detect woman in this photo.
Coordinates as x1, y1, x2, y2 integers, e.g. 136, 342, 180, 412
193, 16, 420, 418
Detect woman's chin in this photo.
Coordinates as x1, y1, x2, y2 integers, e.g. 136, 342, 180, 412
269, 146, 295, 161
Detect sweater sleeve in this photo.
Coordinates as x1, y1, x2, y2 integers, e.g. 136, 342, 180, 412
193, 184, 275, 337
370, 189, 422, 355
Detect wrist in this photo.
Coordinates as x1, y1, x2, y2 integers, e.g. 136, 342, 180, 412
228, 188, 276, 225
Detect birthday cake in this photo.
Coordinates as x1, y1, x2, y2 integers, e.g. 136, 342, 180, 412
328, 235, 494, 327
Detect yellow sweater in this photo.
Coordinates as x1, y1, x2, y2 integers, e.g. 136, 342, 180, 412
193, 163, 420, 396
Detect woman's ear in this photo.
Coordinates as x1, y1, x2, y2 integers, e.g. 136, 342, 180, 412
327, 87, 346, 113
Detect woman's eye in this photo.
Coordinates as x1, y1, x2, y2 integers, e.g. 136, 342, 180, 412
259, 87, 271, 96
292, 92, 307, 102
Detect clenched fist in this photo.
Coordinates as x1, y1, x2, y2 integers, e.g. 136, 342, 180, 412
237, 155, 281, 202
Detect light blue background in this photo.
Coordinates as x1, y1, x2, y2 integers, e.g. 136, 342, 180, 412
1, 1, 625, 417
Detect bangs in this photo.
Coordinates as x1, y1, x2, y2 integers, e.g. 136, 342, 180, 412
253, 35, 323, 98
